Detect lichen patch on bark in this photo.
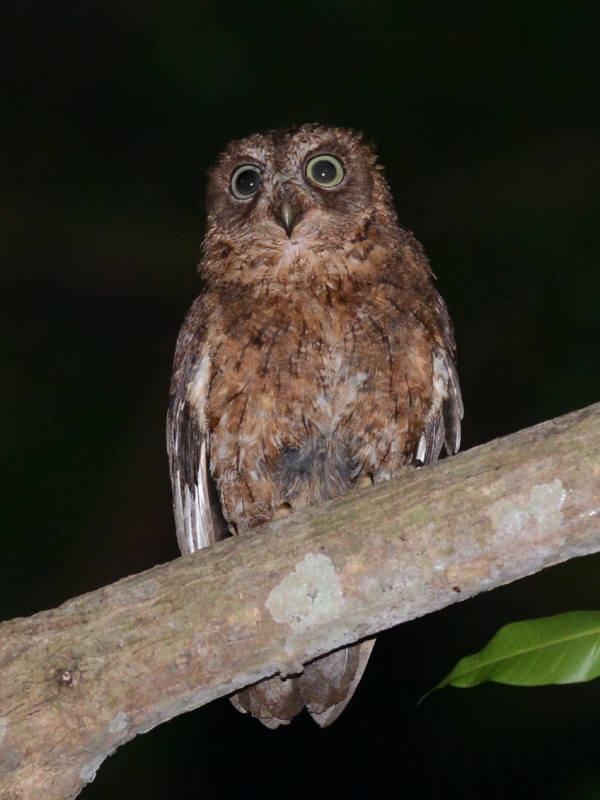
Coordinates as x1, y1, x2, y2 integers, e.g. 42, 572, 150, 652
488, 479, 566, 538
108, 712, 129, 734
266, 553, 344, 633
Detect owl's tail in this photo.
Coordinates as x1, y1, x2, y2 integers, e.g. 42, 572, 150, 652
230, 638, 375, 728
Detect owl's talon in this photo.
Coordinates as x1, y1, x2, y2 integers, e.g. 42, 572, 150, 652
272, 503, 293, 520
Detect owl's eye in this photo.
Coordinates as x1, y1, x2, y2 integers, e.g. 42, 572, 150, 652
231, 165, 263, 199
306, 155, 344, 188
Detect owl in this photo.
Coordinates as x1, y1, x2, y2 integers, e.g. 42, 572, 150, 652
167, 124, 463, 728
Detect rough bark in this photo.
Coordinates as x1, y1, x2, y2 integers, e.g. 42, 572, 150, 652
1, 403, 599, 799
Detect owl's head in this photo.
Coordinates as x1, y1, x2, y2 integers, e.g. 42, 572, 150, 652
201, 125, 401, 284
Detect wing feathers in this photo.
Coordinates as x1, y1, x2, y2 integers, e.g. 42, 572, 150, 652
168, 351, 228, 554
443, 357, 463, 455
414, 348, 463, 466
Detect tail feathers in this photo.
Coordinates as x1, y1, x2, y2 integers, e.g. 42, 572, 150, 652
230, 639, 375, 729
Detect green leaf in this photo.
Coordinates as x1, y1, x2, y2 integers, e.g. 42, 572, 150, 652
434, 611, 600, 691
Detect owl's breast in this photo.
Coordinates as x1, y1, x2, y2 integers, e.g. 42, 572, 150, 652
203, 291, 436, 529
207, 295, 394, 434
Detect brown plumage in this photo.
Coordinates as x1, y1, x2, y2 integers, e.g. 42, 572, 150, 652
167, 124, 463, 728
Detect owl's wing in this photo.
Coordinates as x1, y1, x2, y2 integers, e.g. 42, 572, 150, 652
441, 355, 463, 455
167, 347, 228, 554
415, 348, 463, 467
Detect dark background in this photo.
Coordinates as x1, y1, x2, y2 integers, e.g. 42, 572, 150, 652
2, 2, 599, 798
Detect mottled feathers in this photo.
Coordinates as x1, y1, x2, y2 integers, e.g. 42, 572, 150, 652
167, 124, 462, 728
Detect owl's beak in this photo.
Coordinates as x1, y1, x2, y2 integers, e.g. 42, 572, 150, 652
277, 199, 302, 238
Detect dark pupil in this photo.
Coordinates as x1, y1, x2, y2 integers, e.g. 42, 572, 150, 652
235, 168, 260, 196
311, 159, 336, 183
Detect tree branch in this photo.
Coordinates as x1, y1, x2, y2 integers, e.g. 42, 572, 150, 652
1, 403, 599, 799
